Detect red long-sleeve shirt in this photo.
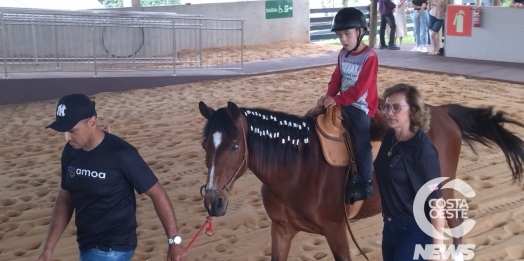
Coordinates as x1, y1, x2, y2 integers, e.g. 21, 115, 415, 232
326, 46, 379, 117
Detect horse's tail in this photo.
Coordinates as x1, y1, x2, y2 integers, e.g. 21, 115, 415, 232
447, 104, 524, 183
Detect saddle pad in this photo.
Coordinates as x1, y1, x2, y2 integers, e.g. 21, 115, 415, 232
314, 106, 353, 167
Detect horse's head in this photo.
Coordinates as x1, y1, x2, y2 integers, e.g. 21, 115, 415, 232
198, 101, 248, 217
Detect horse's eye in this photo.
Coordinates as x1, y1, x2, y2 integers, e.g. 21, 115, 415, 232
232, 144, 239, 150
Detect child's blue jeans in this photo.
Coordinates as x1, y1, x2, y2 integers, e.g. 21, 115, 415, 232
341, 105, 372, 183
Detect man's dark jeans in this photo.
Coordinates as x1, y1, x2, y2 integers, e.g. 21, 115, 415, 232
380, 12, 397, 47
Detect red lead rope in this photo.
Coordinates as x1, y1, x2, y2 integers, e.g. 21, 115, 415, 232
186, 216, 213, 250
104, 125, 213, 251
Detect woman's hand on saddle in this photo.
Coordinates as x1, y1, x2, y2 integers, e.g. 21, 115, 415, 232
322, 96, 337, 108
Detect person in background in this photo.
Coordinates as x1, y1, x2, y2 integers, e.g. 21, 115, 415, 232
509, 0, 524, 8
378, 0, 402, 50
386, 0, 409, 45
428, 0, 446, 55
411, 0, 430, 52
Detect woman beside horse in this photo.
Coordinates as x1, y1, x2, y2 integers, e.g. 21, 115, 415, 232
375, 84, 446, 261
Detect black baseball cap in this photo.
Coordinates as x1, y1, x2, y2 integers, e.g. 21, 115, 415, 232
46, 93, 97, 132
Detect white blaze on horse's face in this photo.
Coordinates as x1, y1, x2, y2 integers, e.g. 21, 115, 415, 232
207, 131, 222, 190
213, 131, 222, 149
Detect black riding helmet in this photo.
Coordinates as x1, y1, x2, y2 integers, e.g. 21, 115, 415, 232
331, 7, 368, 56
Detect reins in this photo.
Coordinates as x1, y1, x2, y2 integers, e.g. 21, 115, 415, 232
343, 131, 370, 261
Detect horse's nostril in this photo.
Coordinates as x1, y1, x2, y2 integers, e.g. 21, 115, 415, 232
215, 197, 224, 210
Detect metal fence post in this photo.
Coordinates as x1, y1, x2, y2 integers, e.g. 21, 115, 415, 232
53, 14, 60, 70
31, 15, 39, 64
30, 16, 39, 65
1, 12, 8, 79
172, 18, 176, 76
132, 20, 136, 70
199, 19, 202, 68
92, 14, 98, 77
240, 20, 244, 74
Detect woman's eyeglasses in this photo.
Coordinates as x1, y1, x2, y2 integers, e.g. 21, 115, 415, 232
380, 103, 410, 114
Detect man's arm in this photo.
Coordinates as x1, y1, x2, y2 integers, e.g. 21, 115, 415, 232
144, 182, 188, 261
36, 189, 74, 261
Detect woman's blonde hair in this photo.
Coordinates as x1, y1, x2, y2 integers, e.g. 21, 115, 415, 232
382, 83, 431, 132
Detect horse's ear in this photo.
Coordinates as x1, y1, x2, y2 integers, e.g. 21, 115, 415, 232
199, 101, 215, 120
226, 101, 240, 119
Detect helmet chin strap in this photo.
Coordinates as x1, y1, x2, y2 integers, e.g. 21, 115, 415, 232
344, 29, 367, 58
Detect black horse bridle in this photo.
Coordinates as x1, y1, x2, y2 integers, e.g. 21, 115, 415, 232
200, 117, 249, 197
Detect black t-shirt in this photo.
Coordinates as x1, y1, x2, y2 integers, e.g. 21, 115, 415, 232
373, 129, 442, 219
412, 0, 428, 6
61, 132, 158, 251
515, 0, 524, 4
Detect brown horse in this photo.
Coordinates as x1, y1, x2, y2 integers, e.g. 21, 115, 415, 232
197, 98, 524, 261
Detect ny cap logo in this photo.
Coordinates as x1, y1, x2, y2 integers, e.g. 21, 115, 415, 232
57, 104, 66, 117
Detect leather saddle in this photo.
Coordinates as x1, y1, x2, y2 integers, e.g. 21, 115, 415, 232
307, 105, 356, 169
305, 104, 387, 169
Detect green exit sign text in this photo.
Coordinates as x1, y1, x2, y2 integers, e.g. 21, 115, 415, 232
265, 0, 293, 19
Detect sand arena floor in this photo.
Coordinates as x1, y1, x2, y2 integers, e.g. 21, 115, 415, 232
1, 42, 524, 261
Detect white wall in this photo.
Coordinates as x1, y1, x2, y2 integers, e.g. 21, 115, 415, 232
108, 0, 310, 45
445, 6, 524, 64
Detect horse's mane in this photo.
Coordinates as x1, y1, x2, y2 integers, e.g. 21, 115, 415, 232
242, 107, 315, 166
202, 107, 315, 169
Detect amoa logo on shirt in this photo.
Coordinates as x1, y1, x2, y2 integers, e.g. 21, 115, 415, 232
67, 165, 106, 179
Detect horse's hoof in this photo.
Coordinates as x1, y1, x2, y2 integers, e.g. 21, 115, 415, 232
205, 231, 213, 236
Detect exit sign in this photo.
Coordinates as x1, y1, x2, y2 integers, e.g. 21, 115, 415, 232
265, 0, 293, 19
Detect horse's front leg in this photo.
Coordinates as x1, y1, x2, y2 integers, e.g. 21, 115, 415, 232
323, 223, 352, 261
270, 221, 298, 261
